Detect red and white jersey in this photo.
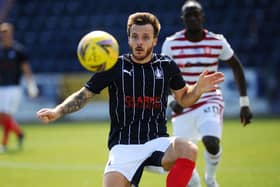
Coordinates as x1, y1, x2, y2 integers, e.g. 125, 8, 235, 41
162, 29, 233, 116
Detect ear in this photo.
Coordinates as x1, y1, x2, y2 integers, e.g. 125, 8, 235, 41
128, 36, 131, 45
153, 37, 158, 46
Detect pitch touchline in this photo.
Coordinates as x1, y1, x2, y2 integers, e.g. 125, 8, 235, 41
0, 161, 104, 171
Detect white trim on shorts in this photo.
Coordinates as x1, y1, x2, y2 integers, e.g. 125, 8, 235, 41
104, 136, 175, 181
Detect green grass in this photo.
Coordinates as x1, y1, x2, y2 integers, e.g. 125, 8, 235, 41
0, 118, 280, 187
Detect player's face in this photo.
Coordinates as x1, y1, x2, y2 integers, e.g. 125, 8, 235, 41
0, 30, 7, 42
128, 24, 157, 63
182, 6, 204, 33
0, 28, 12, 45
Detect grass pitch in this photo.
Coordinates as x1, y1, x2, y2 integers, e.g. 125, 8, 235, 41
0, 118, 279, 187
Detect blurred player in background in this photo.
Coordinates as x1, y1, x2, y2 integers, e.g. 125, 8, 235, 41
0, 22, 38, 153
37, 12, 224, 187
161, 1, 253, 187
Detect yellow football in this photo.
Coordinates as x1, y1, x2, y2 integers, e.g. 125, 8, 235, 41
77, 30, 119, 72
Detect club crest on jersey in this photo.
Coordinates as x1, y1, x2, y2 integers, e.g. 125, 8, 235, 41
204, 47, 211, 54
155, 68, 163, 79
180, 49, 184, 54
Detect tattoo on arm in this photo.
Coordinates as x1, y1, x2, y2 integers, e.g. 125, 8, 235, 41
58, 88, 94, 116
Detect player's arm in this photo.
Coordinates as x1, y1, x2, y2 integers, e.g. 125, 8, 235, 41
225, 55, 247, 97
21, 61, 39, 98
168, 93, 184, 114
37, 87, 94, 124
224, 54, 253, 126
173, 71, 224, 107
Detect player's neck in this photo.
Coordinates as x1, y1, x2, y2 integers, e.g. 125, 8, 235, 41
185, 30, 204, 42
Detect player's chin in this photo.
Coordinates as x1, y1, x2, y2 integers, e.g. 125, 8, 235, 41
132, 53, 146, 60
134, 50, 144, 56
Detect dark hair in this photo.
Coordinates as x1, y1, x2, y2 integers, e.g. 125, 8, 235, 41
127, 12, 161, 38
181, 0, 203, 14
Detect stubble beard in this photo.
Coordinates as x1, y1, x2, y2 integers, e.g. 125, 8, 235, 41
130, 46, 153, 62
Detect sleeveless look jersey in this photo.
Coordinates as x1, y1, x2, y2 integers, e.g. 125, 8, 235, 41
85, 54, 185, 149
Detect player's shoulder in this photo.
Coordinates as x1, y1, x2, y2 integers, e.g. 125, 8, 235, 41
164, 30, 185, 42
205, 30, 227, 41
118, 53, 134, 65
115, 54, 128, 63
153, 54, 178, 68
154, 53, 173, 63
115, 54, 137, 69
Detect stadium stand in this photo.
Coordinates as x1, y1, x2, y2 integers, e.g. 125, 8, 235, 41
6, 0, 278, 73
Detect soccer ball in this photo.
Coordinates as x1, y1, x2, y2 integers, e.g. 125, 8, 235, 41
77, 30, 119, 72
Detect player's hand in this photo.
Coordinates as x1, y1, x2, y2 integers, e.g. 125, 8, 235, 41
36, 108, 60, 124
240, 106, 253, 126
169, 100, 184, 114
195, 70, 224, 95
26, 79, 39, 99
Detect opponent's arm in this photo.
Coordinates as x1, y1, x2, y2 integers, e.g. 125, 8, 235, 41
225, 55, 247, 97
37, 87, 94, 123
225, 55, 253, 126
169, 100, 184, 114
22, 62, 39, 98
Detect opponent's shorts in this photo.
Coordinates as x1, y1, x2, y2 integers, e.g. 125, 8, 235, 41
104, 137, 175, 185
172, 103, 224, 143
0, 86, 22, 114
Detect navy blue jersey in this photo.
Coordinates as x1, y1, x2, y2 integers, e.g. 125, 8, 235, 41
85, 53, 185, 149
0, 42, 28, 86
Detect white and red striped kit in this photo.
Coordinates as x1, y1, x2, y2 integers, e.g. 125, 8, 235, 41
162, 29, 234, 141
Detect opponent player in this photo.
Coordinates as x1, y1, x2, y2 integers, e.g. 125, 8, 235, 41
0, 22, 38, 152
161, 1, 253, 187
37, 12, 224, 187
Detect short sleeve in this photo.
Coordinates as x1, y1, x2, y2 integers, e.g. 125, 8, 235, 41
167, 58, 185, 90
219, 35, 234, 61
161, 38, 173, 58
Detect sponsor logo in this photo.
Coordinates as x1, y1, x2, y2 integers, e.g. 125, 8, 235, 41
125, 96, 161, 109
123, 69, 133, 76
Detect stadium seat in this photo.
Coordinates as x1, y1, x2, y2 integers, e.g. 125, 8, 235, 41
8, 0, 278, 73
